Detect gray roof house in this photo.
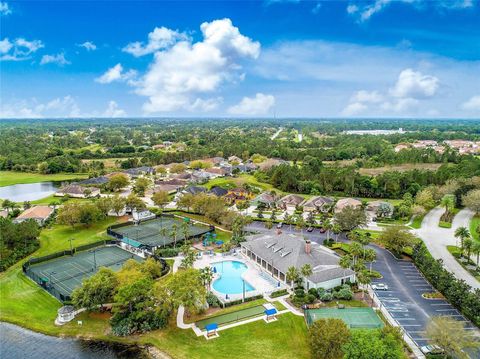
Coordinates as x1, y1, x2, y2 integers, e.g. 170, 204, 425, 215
123, 166, 155, 177
303, 196, 334, 212
277, 194, 305, 210
240, 233, 355, 290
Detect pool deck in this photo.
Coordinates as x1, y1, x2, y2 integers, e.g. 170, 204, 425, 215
194, 252, 285, 302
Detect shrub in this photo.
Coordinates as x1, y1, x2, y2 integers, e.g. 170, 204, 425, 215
320, 292, 333, 302
333, 288, 353, 300
270, 289, 288, 298
155, 247, 180, 257
305, 293, 316, 304
206, 292, 221, 307
317, 287, 326, 298
308, 288, 319, 299
295, 288, 305, 297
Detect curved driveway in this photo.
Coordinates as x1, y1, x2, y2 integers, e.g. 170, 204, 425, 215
414, 207, 479, 290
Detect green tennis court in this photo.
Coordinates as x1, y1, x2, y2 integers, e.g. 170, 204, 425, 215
195, 305, 268, 330
28, 246, 144, 298
112, 217, 211, 248
305, 308, 383, 329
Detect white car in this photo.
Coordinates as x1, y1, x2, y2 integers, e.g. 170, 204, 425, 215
372, 283, 389, 291
420, 345, 443, 355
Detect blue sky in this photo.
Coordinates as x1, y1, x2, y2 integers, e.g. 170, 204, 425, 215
1, 0, 479, 118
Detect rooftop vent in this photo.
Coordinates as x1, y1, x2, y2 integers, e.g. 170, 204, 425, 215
280, 250, 292, 258
273, 246, 284, 253
265, 242, 276, 249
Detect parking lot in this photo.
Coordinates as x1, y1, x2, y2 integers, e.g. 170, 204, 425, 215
371, 252, 479, 349
246, 221, 480, 352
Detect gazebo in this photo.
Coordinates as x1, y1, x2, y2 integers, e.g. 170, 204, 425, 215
56, 305, 75, 324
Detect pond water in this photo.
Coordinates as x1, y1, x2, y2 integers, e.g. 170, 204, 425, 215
0, 322, 148, 359
0, 182, 59, 202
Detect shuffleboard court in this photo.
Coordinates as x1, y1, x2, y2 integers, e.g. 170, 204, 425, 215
27, 246, 144, 299
111, 217, 212, 248
195, 305, 268, 330
305, 307, 383, 329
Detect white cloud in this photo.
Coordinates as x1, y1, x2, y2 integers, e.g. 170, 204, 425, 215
341, 102, 368, 116
0, 37, 44, 61
351, 90, 384, 103
95, 63, 137, 84
103, 101, 127, 117
381, 97, 419, 112
78, 41, 96, 51
0, 38, 13, 54
389, 68, 439, 98
130, 18, 260, 113
0, 96, 81, 118
312, 2, 322, 14
0, 2, 11, 15
346, 4, 359, 14
461, 95, 480, 111
228, 93, 275, 116
123, 27, 188, 57
40, 53, 71, 66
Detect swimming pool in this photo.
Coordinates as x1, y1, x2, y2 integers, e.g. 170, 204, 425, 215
211, 260, 255, 295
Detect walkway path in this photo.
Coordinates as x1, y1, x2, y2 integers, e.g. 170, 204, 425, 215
414, 207, 479, 289
270, 127, 283, 140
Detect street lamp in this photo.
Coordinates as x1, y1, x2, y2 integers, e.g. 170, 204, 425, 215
68, 238, 75, 254
90, 249, 97, 270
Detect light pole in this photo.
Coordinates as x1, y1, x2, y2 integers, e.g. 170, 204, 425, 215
90, 249, 97, 270
242, 279, 246, 302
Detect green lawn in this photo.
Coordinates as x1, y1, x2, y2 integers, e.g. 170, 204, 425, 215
470, 215, 480, 241
204, 174, 282, 193
0, 171, 87, 187
410, 214, 425, 229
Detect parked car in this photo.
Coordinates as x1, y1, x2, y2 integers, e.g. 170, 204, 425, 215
372, 283, 389, 291
307, 227, 314, 232
319, 227, 326, 233
276, 222, 283, 229
420, 345, 444, 355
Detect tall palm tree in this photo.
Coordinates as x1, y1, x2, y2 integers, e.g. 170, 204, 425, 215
159, 226, 168, 248
454, 227, 470, 256
356, 270, 371, 299
170, 223, 178, 248
200, 267, 214, 290
471, 241, 480, 268
324, 220, 333, 241
464, 238, 473, 262
364, 248, 377, 273
332, 223, 341, 243
300, 264, 313, 281
350, 242, 363, 266
286, 266, 300, 287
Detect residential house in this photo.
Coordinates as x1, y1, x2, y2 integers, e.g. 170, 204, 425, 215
224, 187, 254, 204
241, 232, 355, 290
209, 186, 228, 197
184, 186, 207, 195
366, 201, 394, 220
205, 167, 230, 177
78, 176, 109, 186
334, 198, 362, 213
13, 206, 54, 225
252, 192, 277, 208
122, 166, 155, 178
55, 185, 100, 198
257, 158, 288, 171
303, 196, 334, 213
228, 155, 242, 164
277, 194, 305, 211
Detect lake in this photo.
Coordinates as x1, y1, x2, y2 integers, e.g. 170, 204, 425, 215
0, 322, 148, 359
0, 182, 59, 202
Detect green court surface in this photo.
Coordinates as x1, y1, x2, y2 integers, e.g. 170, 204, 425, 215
305, 307, 383, 329
195, 305, 267, 330
27, 246, 143, 298
112, 217, 211, 248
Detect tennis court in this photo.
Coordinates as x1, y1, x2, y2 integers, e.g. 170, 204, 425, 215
305, 307, 383, 329
111, 217, 212, 248
28, 246, 144, 299
195, 305, 267, 330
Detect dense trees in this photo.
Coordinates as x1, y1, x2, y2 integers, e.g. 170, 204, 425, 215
379, 225, 416, 256
334, 206, 367, 232
462, 189, 480, 213
0, 218, 40, 271
342, 327, 404, 359
308, 318, 350, 359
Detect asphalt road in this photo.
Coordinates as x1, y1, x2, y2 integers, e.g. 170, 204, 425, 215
245, 221, 480, 353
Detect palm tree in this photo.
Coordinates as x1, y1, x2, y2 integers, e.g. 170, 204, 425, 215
356, 270, 371, 299
364, 248, 377, 273
350, 242, 363, 266
441, 194, 455, 214
200, 267, 214, 290
300, 264, 313, 287
159, 226, 168, 248
464, 238, 473, 262
324, 220, 333, 241
339, 255, 353, 282
332, 223, 341, 243
286, 266, 300, 287
471, 241, 480, 268
181, 220, 189, 244
454, 227, 471, 256
170, 223, 178, 248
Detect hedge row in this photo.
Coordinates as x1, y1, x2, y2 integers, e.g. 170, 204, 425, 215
412, 242, 480, 326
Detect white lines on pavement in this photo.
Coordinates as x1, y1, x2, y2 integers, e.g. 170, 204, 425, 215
396, 318, 416, 321
435, 309, 459, 312
430, 303, 451, 306
401, 324, 422, 327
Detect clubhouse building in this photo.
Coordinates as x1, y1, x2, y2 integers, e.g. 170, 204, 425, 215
240, 232, 355, 290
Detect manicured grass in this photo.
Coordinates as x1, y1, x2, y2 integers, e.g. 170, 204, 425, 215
470, 215, 480, 242
0, 171, 87, 187
172, 211, 232, 243
439, 221, 452, 228
447, 245, 480, 281
204, 174, 282, 193
410, 214, 425, 229
185, 299, 267, 324
323, 299, 368, 308
140, 313, 309, 359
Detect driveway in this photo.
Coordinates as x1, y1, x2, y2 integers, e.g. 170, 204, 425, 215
414, 208, 479, 290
